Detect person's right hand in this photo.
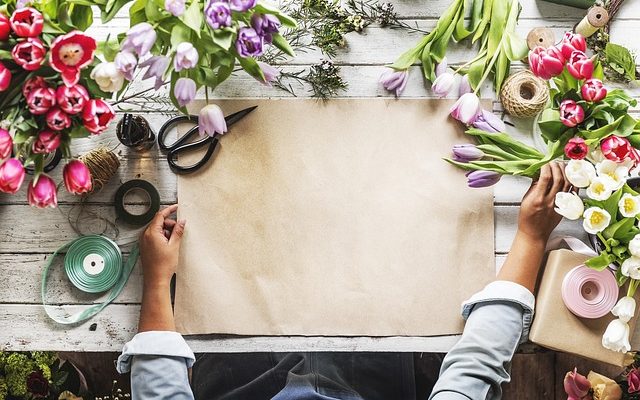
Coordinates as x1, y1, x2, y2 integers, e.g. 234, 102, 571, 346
518, 162, 571, 244
138, 204, 186, 287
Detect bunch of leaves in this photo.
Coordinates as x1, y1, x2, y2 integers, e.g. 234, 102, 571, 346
275, 60, 347, 99
0, 351, 68, 400
588, 30, 638, 83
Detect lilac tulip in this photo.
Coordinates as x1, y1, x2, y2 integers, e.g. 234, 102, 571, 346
458, 75, 472, 97
174, 42, 199, 72
435, 57, 447, 77
165, 0, 185, 16
229, 0, 256, 12
199, 104, 227, 137
122, 23, 157, 57
251, 13, 280, 43
379, 68, 408, 97
466, 170, 501, 188
452, 144, 484, 163
471, 109, 506, 133
114, 51, 137, 81
450, 92, 481, 124
140, 56, 169, 90
431, 72, 455, 97
257, 61, 280, 86
236, 27, 264, 58
174, 78, 196, 107
205, 0, 232, 29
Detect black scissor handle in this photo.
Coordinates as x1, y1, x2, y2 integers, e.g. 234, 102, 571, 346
167, 136, 219, 174
157, 114, 200, 151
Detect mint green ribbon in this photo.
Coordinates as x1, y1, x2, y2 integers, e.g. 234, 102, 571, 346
42, 235, 139, 325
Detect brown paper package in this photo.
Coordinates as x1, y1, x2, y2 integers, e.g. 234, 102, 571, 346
530, 249, 637, 366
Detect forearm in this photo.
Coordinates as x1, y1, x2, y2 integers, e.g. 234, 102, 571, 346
138, 279, 175, 332
497, 230, 547, 292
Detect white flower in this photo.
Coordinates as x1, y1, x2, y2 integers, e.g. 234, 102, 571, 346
619, 193, 640, 218
588, 147, 606, 164
554, 192, 584, 220
582, 207, 611, 234
566, 159, 596, 188
612, 296, 636, 323
586, 177, 613, 201
629, 234, 640, 257
602, 318, 631, 353
596, 159, 629, 191
621, 256, 640, 279
90, 62, 125, 92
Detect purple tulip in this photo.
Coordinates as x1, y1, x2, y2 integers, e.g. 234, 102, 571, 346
435, 57, 447, 77
205, 0, 232, 29
466, 170, 501, 188
114, 51, 137, 81
431, 72, 455, 97
379, 68, 408, 97
165, 0, 185, 16
471, 109, 506, 133
229, 0, 256, 11
236, 27, 263, 58
140, 56, 169, 90
251, 13, 280, 43
256, 61, 280, 86
452, 144, 484, 163
450, 92, 481, 124
174, 78, 196, 107
199, 104, 227, 137
121, 23, 157, 57
174, 42, 199, 72
458, 75, 472, 97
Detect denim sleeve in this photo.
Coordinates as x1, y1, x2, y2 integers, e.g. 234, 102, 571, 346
429, 281, 535, 400
116, 331, 195, 400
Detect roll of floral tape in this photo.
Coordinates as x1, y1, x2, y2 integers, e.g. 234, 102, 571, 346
562, 265, 619, 319
41, 235, 139, 325
114, 179, 161, 226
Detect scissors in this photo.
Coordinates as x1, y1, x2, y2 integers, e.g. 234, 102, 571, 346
157, 106, 258, 174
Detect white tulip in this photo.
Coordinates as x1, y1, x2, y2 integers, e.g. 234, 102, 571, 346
586, 177, 613, 201
90, 62, 125, 92
619, 193, 640, 218
621, 256, 640, 279
629, 234, 640, 257
554, 192, 584, 220
612, 296, 636, 323
602, 318, 631, 353
596, 159, 629, 191
566, 159, 596, 188
582, 207, 611, 234
588, 147, 606, 164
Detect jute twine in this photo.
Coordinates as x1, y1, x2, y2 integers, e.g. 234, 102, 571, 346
499, 70, 549, 118
79, 147, 121, 194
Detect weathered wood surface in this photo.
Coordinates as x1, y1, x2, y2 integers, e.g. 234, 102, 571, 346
0, 0, 638, 351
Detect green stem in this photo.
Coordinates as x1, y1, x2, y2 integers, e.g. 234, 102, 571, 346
627, 280, 639, 297
453, 49, 488, 75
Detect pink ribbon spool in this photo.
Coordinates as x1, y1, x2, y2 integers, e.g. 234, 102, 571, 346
562, 265, 619, 319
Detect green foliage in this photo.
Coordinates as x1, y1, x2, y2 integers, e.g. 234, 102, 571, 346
605, 42, 637, 82
0, 351, 63, 399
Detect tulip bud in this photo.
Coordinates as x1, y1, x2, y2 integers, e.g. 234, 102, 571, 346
198, 104, 227, 137
27, 174, 58, 208
27, 87, 56, 115
256, 61, 280, 86
628, 368, 640, 394
174, 77, 196, 108
90, 62, 125, 93
458, 74, 472, 97
10, 7, 44, 38
581, 78, 607, 102
559, 32, 587, 59
0, 13, 10, 41
11, 37, 46, 71
602, 318, 631, 353
174, 42, 199, 72
612, 296, 636, 323
379, 68, 408, 97
563, 368, 591, 400
0, 158, 26, 194
465, 170, 501, 188
528, 46, 565, 80
564, 137, 588, 160
56, 84, 89, 115
32, 130, 61, 154
121, 22, 157, 58
554, 192, 584, 220
82, 99, 115, 134
567, 50, 594, 80
22, 76, 48, 99
559, 99, 584, 127
431, 72, 456, 98
114, 51, 137, 81
601, 135, 633, 163
0, 61, 10, 92
63, 160, 92, 195
471, 109, 506, 133
165, 0, 186, 16
46, 107, 71, 131
435, 57, 448, 77
0, 128, 12, 160
452, 144, 484, 163
450, 93, 481, 124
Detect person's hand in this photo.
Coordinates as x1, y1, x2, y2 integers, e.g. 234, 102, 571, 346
139, 204, 186, 287
518, 162, 571, 244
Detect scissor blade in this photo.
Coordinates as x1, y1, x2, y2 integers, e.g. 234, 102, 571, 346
225, 105, 258, 127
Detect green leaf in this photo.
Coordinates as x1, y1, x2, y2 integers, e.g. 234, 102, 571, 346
538, 109, 569, 142
464, 128, 544, 159
271, 33, 295, 57
211, 28, 234, 50
68, 125, 91, 138
586, 252, 616, 271
603, 216, 634, 240
101, 0, 133, 22
486, 0, 508, 56
467, 55, 486, 91
420, 43, 435, 82
602, 189, 624, 223
493, 50, 509, 92
502, 31, 528, 61
390, 33, 433, 70
171, 22, 192, 48
98, 35, 121, 62
592, 59, 604, 80
235, 53, 264, 81
254, 2, 297, 28
472, 0, 492, 43
145, 0, 164, 22
129, 0, 147, 24
13, 130, 34, 144
606, 42, 637, 81
182, 0, 203, 37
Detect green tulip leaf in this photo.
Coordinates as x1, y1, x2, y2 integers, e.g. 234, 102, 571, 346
420, 43, 435, 83
586, 252, 617, 271
538, 109, 569, 142
606, 42, 637, 81
502, 31, 528, 62
182, 0, 203, 38
272, 33, 295, 57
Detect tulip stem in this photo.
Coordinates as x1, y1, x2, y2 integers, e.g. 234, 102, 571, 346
452, 49, 488, 75
628, 280, 640, 297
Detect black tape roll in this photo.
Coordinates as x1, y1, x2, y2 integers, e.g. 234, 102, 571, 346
24, 149, 62, 175
114, 179, 161, 226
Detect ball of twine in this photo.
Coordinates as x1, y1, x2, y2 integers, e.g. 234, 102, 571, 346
79, 147, 121, 194
500, 70, 549, 118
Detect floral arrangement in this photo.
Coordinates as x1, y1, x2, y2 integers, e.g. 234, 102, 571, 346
0, 351, 72, 400
563, 361, 640, 400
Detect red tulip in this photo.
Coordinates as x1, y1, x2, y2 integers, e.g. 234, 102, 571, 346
559, 32, 587, 59
601, 136, 633, 163
0, 128, 12, 160
63, 160, 92, 195
563, 368, 591, 400
581, 78, 607, 102
49, 31, 97, 87
10, 8, 43, 38
32, 130, 61, 154
567, 51, 594, 80
46, 107, 71, 131
56, 84, 89, 114
22, 76, 48, 98
27, 174, 57, 208
528, 46, 565, 80
27, 87, 56, 115
82, 99, 115, 134
0, 13, 10, 41
629, 368, 640, 393
559, 100, 585, 128
11, 37, 46, 71
0, 61, 11, 91
0, 158, 25, 194
564, 137, 588, 160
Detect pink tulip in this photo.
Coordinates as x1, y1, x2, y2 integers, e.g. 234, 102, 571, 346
0, 158, 25, 194
0, 128, 12, 160
0, 61, 10, 91
56, 84, 89, 115
567, 51, 594, 80
564, 137, 588, 160
450, 93, 481, 124
581, 79, 607, 102
63, 160, 92, 195
27, 174, 57, 208
564, 368, 591, 400
46, 107, 71, 131
10, 7, 44, 38
601, 136, 634, 163
528, 46, 565, 80
559, 99, 584, 127
559, 32, 587, 59
0, 13, 10, 41
82, 99, 115, 134
22, 76, 48, 98
629, 368, 640, 393
32, 130, 61, 154
27, 87, 56, 115
11, 37, 46, 71
198, 104, 227, 137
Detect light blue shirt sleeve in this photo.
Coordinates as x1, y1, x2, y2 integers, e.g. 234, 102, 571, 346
429, 280, 535, 400
117, 331, 195, 400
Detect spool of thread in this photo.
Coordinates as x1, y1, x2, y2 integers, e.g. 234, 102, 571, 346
527, 27, 555, 50
79, 147, 120, 194
575, 6, 610, 37
116, 114, 156, 152
499, 70, 550, 118
562, 265, 619, 319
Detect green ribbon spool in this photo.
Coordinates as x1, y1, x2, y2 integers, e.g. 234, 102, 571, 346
42, 235, 139, 325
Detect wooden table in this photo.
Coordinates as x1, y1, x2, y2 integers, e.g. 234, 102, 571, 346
2, 0, 640, 352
